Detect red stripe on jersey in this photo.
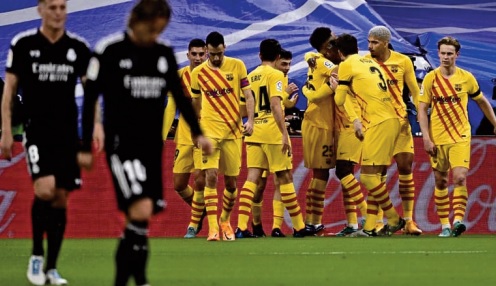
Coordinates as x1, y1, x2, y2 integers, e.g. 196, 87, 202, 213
199, 76, 239, 137
433, 75, 463, 140
181, 70, 192, 98
201, 68, 241, 120
354, 93, 370, 125
440, 75, 468, 119
434, 74, 463, 124
431, 95, 458, 142
209, 69, 241, 118
376, 61, 406, 118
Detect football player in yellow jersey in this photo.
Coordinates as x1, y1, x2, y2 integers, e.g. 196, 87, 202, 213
418, 36, 496, 237
162, 39, 208, 238
301, 27, 341, 235
367, 26, 423, 235
190, 31, 255, 241
334, 33, 405, 237
247, 49, 300, 238
302, 64, 367, 237
235, 39, 306, 239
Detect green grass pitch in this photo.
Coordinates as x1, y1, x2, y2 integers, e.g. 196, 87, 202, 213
1, 235, 495, 285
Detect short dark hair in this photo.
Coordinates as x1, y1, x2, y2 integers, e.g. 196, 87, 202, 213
335, 33, 358, 57
438, 36, 461, 52
279, 49, 292, 60
309, 27, 332, 50
206, 31, 225, 47
188, 38, 206, 50
259, 39, 281, 62
128, 0, 171, 28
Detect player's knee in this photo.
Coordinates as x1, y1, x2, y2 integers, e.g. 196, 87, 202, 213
33, 176, 56, 201
274, 170, 291, 185
335, 161, 353, 179
128, 198, 153, 221
452, 174, 467, 186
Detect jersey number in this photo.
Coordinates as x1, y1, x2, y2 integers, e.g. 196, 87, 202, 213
111, 155, 147, 199
253, 86, 271, 113
322, 145, 334, 158
370, 66, 388, 92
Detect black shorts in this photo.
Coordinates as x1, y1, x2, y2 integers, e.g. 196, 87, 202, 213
23, 135, 81, 191
106, 144, 164, 214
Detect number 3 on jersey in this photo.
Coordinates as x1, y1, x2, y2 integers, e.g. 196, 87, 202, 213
370, 66, 387, 92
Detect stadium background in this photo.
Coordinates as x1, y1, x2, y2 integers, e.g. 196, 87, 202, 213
1, 0, 496, 237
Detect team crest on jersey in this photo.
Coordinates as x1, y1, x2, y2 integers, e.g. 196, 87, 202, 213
158, 57, 168, 73
390, 65, 399, 73
29, 50, 40, 58
276, 80, 283, 92
455, 84, 462, 92
324, 61, 333, 69
67, 48, 77, 62
226, 73, 234, 81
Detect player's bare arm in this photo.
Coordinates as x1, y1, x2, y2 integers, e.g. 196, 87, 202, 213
242, 88, 254, 136
0, 73, 19, 160
270, 96, 290, 153
418, 101, 437, 156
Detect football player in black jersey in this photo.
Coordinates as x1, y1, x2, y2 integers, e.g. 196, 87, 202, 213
0, 1, 97, 285
78, 1, 212, 285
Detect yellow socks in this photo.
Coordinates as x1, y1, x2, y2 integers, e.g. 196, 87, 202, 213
399, 173, 415, 220
188, 189, 205, 229
237, 182, 256, 230
204, 187, 219, 232
280, 183, 305, 231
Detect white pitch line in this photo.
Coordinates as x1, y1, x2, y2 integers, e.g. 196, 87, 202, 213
249, 250, 488, 255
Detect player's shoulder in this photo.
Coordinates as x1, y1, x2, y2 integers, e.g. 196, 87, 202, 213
225, 56, 246, 67
10, 28, 38, 47
65, 31, 90, 49
316, 55, 334, 69
423, 68, 437, 82
455, 67, 474, 78
94, 32, 126, 54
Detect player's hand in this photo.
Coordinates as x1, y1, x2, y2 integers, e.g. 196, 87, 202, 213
93, 122, 105, 152
423, 139, 437, 157
243, 121, 253, 136
77, 151, 94, 170
288, 93, 299, 104
285, 82, 299, 96
327, 76, 338, 91
353, 119, 364, 141
307, 57, 317, 70
0, 132, 14, 160
281, 136, 291, 155
195, 135, 213, 155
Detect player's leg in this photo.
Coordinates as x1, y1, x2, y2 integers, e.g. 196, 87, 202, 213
252, 172, 267, 237
184, 147, 206, 237
271, 174, 286, 237
235, 167, 263, 238
266, 143, 305, 237
219, 139, 242, 241
335, 160, 361, 236
172, 144, 195, 206
449, 141, 470, 237
110, 150, 163, 286
360, 119, 404, 236
394, 123, 422, 235
430, 144, 452, 237
201, 139, 221, 241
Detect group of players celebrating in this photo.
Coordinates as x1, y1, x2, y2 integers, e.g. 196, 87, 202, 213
166, 23, 496, 242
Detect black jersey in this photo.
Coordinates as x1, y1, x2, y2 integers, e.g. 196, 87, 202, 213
6, 29, 90, 139
81, 32, 202, 152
